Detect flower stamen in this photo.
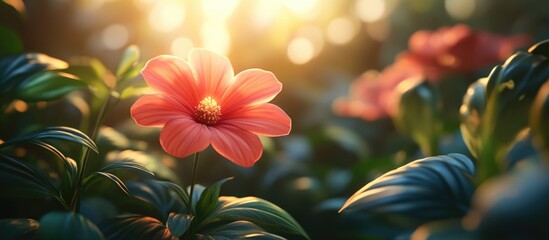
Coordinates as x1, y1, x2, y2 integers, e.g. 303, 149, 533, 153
195, 96, 222, 125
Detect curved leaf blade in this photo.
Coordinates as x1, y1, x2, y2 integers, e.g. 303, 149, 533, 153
198, 220, 285, 240
340, 154, 475, 226
196, 178, 232, 218
39, 211, 104, 240
208, 196, 310, 239
0, 153, 59, 200
16, 71, 85, 102
99, 161, 154, 177
1, 126, 98, 153
82, 172, 132, 198
115, 45, 140, 82
126, 179, 187, 221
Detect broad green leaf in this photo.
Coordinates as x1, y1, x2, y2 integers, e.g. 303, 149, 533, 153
82, 172, 132, 197
166, 212, 193, 237
198, 220, 285, 240
157, 181, 190, 211
196, 178, 232, 218
126, 179, 187, 220
99, 215, 173, 240
460, 78, 488, 158
99, 161, 155, 177
16, 71, 85, 101
39, 211, 104, 240
0, 218, 39, 239
0, 153, 59, 200
64, 57, 113, 95
206, 196, 310, 239
340, 154, 475, 229
0, 25, 23, 56
1, 126, 98, 153
115, 45, 140, 82
0, 53, 67, 106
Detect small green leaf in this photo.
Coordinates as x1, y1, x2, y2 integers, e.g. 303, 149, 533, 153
16, 71, 85, 101
166, 212, 193, 237
82, 172, 132, 198
115, 45, 140, 82
460, 78, 488, 158
0, 218, 39, 239
0, 25, 23, 56
157, 181, 190, 210
196, 178, 232, 218
99, 161, 155, 177
39, 211, 104, 240
340, 154, 475, 229
207, 196, 310, 239
99, 215, 173, 240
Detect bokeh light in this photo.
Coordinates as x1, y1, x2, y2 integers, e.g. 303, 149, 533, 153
287, 37, 315, 65
101, 24, 129, 50
445, 0, 476, 20
148, 0, 186, 33
326, 17, 359, 45
170, 37, 194, 58
356, 0, 385, 23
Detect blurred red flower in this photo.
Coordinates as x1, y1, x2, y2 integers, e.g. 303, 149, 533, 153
333, 24, 529, 121
131, 49, 291, 167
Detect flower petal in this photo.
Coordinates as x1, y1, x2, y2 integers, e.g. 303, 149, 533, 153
131, 94, 189, 127
210, 125, 263, 167
221, 69, 282, 113
223, 103, 291, 137
188, 49, 234, 100
141, 55, 199, 112
160, 118, 211, 158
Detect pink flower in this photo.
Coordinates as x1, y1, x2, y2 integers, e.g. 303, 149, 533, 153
131, 49, 291, 167
334, 25, 529, 121
408, 24, 530, 79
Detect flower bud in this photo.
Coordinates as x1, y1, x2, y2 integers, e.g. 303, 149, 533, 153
394, 77, 442, 156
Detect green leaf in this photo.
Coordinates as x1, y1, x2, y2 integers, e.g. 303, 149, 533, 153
460, 78, 488, 158
0, 53, 68, 106
0, 218, 39, 239
82, 172, 132, 197
0, 25, 23, 56
119, 84, 152, 100
340, 154, 475, 229
126, 179, 187, 220
105, 150, 180, 184
16, 71, 85, 101
1, 126, 98, 153
166, 212, 193, 237
38, 211, 104, 240
115, 45, 140, 82
196, 178, 232, 218
64, 57, 114, 95
0, 153, 59, 200
206, 196, 310, 239
530, 80, 549, 153
99, 161, 155, 177
99, 215, 173, 240
198, 221, 285, 240
157, 181, 190, 210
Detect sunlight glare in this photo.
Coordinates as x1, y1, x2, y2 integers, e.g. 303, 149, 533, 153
287, 37, 315, 65
251, 0, 283, 28
356, 0, 385, 23
148, 0, 186, 33
282, 0, 319, 19
171, 37, 194, 58
101, 24, 129, 50
326, 17, 358, 45
445, 0, 476, 20
202, 0, 240, 18
201, 21, 231, 55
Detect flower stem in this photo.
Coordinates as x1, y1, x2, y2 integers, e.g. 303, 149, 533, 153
69, 94, 116, 212
188, 152, 200, 214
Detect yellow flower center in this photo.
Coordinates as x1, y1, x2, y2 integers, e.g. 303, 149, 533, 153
194, 96, 222, 125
